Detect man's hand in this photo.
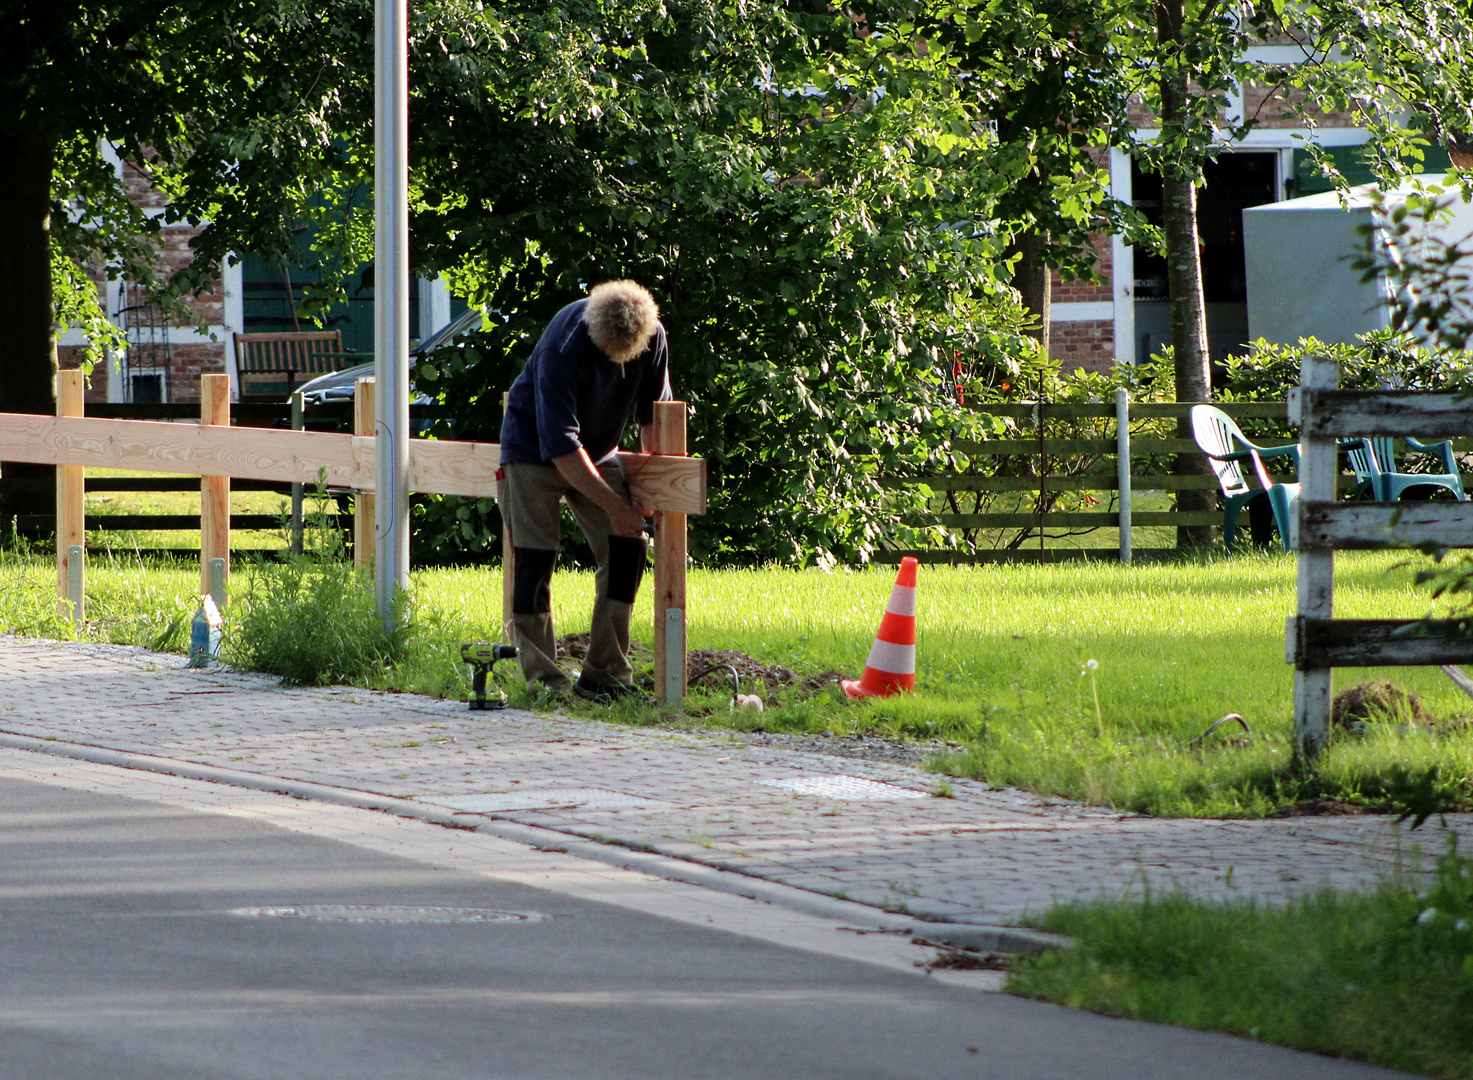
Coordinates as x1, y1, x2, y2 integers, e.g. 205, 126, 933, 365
551, 448, 650, 538
607, 501, 649, 538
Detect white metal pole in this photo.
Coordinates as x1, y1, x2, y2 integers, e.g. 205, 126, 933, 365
374, 0, 411, 625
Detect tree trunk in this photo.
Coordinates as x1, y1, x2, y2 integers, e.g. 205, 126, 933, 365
1157, 0, 1214, 549
0, 124, 58, 536
1010, 229, 1051, 360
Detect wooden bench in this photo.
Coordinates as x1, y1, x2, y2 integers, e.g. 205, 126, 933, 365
233, 331, 351, 398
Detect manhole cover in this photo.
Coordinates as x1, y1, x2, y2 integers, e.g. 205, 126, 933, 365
759, 775, 928, 800
227, 905, 543, 924
420, 788, 673, 813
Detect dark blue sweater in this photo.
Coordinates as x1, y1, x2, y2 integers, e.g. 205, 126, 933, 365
499, 299, 671, 466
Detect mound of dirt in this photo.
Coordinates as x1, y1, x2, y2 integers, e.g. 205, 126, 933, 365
1332, 681, 1437, 729
556, 633, 653, 663
554, 636, 848, 699
687, 649, 796, 695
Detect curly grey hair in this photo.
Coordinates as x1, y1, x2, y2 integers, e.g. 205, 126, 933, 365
583, 280, 660, 364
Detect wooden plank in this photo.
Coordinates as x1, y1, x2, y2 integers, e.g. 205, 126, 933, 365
892, 473, 1364, 494
55, 371, 85, 620
1299, 500, 1473, 551
500, 392, 514, 636
962, 401, 1288, 420
87, 477, 293, 493
1293, 355, 1339, 762
200, 374, 230, 600
888, 474, 1223, 492
874, 547, 1184, 565
354, 379, 376, 571
1295, 389, 1473, 438
617, 451, 706, 515
958, 438, 1202, 455
1292, 617, 1473, 668
83, 514, 319, 531
0, 413, 705, 513
651, 401, 689, 705
1129, 401, 1289, 419
0, 413, 363, 484
937, 511, 1220, 528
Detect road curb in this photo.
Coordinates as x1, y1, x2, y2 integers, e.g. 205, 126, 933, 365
0, 729, 1068, 956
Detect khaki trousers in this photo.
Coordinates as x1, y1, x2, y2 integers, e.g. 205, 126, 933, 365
498, 462, 648, 692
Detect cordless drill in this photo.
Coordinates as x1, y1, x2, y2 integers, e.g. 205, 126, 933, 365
461, 642, 518, 710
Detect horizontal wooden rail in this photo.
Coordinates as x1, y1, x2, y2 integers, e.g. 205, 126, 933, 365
972, 401, 1289, 420
0, 412, 706, 515
1293, 389, 1473, 439
1290, 616, 1473, 668
887, 473, 1330, 493
874, 547, 1184, 565
958, 437, 1202, 455
937, 511, 1221, 528
80, 514, 335, 532
1299, 501, 1473, 551
86, 477, 294, 493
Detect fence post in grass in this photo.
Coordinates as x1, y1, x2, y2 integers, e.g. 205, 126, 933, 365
1116, 388, 1132, 565
290, 390, 305, 556
200, 374, 231, 606
354, 378, 376, 571
1290, 354, 1338, 764
55, 369, 85, 624
651, 400, 688, 706
500, 392, 515, 636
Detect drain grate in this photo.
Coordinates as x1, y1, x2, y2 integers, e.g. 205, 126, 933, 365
759, 774, 928, 800
228, 905, 544, 924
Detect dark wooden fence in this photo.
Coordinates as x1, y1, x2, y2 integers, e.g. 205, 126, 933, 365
877, 398, 1473, 566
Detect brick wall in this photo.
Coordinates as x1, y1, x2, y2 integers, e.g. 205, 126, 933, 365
1051, 320, 1115, 372
57, 162, 229, 402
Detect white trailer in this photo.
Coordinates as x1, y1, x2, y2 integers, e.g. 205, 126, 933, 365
1243, 177, 1473, 347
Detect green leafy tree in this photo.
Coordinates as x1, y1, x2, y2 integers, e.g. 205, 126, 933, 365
372, 0, 1039, 565
0, 0, 365, 530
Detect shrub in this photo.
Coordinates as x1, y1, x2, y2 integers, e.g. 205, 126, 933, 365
225, 487, 409, 686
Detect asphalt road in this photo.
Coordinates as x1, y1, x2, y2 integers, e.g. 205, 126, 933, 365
0, 775, 1417, 1080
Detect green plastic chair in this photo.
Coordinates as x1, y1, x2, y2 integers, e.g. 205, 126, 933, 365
1189, 404, 1302, 552
1343, 437, 1466, 503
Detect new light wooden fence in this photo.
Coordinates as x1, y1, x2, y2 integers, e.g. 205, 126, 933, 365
1288, 355, 1473, 761
0, 372, 706, 704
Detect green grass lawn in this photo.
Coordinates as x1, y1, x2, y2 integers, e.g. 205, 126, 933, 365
3, 544, 1471, 817
85, 468, 303, 551
1009, 830, 1473, 1079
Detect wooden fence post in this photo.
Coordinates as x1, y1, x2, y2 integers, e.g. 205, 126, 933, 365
199, 374, 230, 605
55, 370, 85, 623
1291, 354, 1338, 763
500, 392, 516, 636
651, 400, 689, 705
289, 390, 305, 556
354, 378, 376, 571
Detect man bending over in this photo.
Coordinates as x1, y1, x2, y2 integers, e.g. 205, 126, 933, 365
497, 280, 671, 702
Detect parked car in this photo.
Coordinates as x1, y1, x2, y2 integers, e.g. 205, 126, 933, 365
296, 306, 484, 410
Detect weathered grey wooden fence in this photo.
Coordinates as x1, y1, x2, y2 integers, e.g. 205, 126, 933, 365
1288, 355, 1473, 761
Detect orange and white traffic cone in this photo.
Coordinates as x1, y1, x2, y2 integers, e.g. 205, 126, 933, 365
842, 557, 917, 699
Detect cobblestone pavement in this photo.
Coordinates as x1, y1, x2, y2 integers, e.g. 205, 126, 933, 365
2, 635, 1462, 925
